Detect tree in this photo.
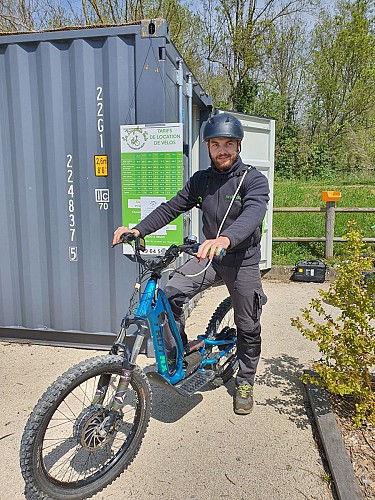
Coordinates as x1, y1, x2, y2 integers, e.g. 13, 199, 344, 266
0, 0, 40, 31
306, 0, 375, 170
198, 0, 315, 108
0, 0, 205, 77
0, 0, 86, 31
78, 0, 205, 76
232, 15, 308, 177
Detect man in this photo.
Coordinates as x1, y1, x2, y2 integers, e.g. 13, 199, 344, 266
113, 112, 269, 415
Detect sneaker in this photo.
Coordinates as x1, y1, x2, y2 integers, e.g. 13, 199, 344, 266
234, 384, 254, 415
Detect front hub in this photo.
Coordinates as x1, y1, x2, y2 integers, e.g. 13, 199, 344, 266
74, 405, 115, 451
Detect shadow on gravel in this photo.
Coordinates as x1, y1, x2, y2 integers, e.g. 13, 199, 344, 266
144, 355, 313, 427
255, 353, 312, 430
148, 383, 203, 423
142, 364, 204, 423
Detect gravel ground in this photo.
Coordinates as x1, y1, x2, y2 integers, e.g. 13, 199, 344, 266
0, 280, 337, 500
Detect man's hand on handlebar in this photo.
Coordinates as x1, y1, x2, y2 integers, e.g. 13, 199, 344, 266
196, 236, 230, 260
112, 226, 140, 247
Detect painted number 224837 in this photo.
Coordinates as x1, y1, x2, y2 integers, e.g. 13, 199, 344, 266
67, 154, 77, 261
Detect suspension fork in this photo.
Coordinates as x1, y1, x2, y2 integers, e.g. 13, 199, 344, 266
93, 359, 136, 434
92, 318, 131, 406
110, 359, 135, 412
93, 316, 140, 410
92, 356, 135, 410
94, 315, 148, 406
95, 313, 148, 406
92, 373, 112, 405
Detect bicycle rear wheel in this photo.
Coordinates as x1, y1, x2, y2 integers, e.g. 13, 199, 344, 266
20, 355, 151, 500
205, 297, 238, 383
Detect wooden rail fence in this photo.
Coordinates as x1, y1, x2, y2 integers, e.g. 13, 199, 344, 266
272, 205, 375, 259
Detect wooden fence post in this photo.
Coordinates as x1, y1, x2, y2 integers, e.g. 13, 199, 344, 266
325, 201, 335, 260
322, 191, 341, 260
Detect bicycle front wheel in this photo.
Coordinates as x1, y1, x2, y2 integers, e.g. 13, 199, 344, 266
20, 355, 152, 500
205, 297, 238, 383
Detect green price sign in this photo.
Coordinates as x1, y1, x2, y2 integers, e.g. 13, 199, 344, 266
120, 123, 184, 254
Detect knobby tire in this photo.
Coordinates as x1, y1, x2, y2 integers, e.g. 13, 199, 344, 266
205, 297, 238, 383
20, 355, 151, 500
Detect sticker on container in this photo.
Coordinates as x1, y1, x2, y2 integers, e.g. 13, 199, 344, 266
95, 189, 109, 210
95, 155, 108, 176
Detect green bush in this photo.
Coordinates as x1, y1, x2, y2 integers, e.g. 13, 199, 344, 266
291, 221, 375, 426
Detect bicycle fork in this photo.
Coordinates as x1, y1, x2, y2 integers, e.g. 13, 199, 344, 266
92, 316, 147, 407
92, 359, 135, 433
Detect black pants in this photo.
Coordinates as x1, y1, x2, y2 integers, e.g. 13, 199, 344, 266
164, 257, 267, 386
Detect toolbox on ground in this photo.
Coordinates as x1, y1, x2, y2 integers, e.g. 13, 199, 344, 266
292, 260, 327, 283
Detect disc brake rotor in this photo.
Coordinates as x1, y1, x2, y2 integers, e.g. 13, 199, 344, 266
74, 405, 116, 451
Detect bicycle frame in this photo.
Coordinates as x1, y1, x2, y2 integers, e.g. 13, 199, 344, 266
128, 280, 236, 385
113, 236, 237, 388
133, 276, 186, 384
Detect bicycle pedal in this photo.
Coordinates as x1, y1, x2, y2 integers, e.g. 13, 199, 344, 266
174, 369, 216, 397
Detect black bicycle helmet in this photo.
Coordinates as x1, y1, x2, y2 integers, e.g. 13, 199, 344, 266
203, 113, 244, 141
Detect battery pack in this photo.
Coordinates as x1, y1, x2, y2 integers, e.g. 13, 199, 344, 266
292, 260, 326, 283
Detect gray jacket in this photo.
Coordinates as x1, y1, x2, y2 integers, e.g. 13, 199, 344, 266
135, 157, 270, 265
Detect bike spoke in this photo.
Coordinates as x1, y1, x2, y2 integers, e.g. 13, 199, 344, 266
41, 380, 138, 485
47, 445, 80, 480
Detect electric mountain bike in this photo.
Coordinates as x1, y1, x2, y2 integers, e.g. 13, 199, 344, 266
20, 234, 238, 500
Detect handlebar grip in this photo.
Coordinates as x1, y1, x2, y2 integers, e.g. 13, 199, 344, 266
180, 243, 200, 255
112, 232, 137, 248
214, 248, 227, 262
120, 232, 137, 243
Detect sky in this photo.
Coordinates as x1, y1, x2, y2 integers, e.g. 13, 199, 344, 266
56, 0, 334, 29
60, 0, 315, 16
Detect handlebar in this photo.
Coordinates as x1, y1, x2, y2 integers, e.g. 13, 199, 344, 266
113, 234, 200, 273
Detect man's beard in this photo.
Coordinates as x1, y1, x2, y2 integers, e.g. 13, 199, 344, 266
210, 151, 238, 171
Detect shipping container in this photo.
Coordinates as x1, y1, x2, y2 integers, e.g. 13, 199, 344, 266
0, 20, 274, 348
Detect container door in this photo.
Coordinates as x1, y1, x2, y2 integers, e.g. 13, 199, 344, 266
215, 111, 275, 270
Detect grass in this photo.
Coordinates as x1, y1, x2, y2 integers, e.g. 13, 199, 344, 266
272, 173, 375, 265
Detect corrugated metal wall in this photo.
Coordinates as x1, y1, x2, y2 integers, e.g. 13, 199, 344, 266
0, 22, 211, 338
